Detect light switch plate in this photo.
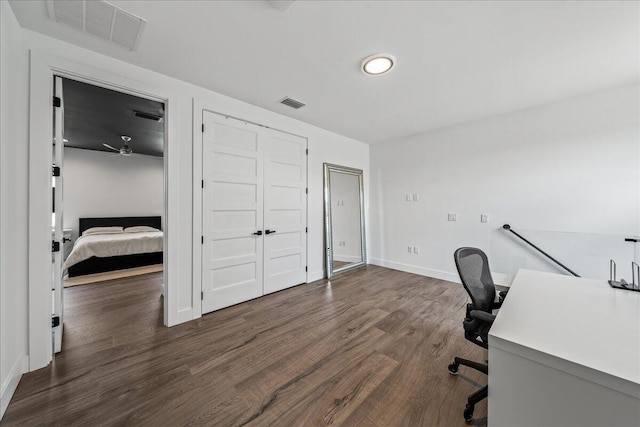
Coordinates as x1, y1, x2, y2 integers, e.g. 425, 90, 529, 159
406, 194, 412, 201
407, 246, 412, 253
412, 194, 419, 201
413, 246, 420, 254
481, 214, 489, 223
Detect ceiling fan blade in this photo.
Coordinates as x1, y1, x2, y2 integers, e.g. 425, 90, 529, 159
103, 143, 120, 152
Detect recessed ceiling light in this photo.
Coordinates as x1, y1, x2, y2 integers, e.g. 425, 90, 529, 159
361, 53, 396, 75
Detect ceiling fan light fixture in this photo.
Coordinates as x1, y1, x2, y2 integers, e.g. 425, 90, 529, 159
103, 135, 134, 156
361, 53, 396, 75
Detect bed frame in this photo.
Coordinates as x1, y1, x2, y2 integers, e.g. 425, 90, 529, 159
67, 216, 163, 277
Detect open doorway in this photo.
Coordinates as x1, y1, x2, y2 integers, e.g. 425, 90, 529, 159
52, 76, 165, 354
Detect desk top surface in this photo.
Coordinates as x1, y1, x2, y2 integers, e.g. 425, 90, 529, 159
490, 269, 640, 390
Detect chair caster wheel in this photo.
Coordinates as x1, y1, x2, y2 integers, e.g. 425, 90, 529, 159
448, 363, 459, 375
464, 404, 474, 423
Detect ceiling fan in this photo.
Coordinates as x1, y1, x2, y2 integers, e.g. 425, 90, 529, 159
103, 135, 133, 156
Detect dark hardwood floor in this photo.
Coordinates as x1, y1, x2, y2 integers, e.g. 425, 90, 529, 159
2, 265, 487, 426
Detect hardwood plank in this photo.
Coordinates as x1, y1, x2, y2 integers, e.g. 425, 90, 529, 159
3, 266, 488, 426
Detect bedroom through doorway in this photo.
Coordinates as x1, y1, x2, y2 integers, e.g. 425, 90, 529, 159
51, 76, 166, 354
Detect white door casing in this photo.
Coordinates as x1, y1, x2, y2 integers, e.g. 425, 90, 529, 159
201, 111, 307, 313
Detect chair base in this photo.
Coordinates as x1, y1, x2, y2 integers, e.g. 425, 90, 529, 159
448, 356, 488, 423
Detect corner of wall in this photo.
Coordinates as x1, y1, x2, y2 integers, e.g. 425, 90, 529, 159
0, 355, 28, 419
1, 0, 29, 420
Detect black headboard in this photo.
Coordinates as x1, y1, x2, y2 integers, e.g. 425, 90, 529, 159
79, 216, 162, 235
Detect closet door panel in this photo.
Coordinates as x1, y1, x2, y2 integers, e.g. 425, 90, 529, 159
263, 129, 308, 294
202, 112, 264, 314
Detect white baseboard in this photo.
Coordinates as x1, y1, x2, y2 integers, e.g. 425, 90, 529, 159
174, 308, 195, 325
307, 270, 324, 283
369, 258, 515, 288
368, 258, 460, 284
1, 355, 28, 420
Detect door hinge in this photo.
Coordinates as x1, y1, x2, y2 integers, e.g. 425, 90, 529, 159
305, 188, 308, 194
201, 291, 204, 300
306, 148, 308, 155
53, 96, 61, 108
201, 124, 205, 133
52, 240, 60, 252
305, 227, 308, 233
52, 316, 60, 327
52, 165, 61, 177
201, 236, 204, 244
201, 179, 204, 188
305, 266, 308, 272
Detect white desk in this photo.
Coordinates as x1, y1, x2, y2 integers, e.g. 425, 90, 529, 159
488, 269, 640, 427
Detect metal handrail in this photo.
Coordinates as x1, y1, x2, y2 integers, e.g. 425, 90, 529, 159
502, 224, 580, 277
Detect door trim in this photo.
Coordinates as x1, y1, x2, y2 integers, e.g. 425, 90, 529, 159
28, 52, 173, 371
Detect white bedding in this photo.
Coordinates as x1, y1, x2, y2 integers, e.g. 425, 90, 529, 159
64, 231, 163, 270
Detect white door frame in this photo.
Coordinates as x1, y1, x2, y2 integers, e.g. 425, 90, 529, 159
28, 52, 175, 371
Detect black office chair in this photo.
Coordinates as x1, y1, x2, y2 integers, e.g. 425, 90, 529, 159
448, 247, 503, 423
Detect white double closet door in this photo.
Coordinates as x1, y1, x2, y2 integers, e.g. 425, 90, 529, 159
201, 111, 307, 314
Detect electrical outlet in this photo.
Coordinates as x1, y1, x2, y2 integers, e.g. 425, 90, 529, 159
481, 214, 489, 223
413, 246, 420, 254
407, 246, 412, 253
448, 213, 458, 221
412, 193, 419, 201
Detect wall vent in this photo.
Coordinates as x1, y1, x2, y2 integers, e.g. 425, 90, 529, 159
278, 97, 306, 109
47, 0, 146, 51
133, 110, 164, 122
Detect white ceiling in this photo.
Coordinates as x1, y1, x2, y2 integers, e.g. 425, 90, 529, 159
9, 0, 640, 144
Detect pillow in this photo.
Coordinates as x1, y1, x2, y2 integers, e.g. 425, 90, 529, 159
82, 226, 124, 236
124, 226, 160, 233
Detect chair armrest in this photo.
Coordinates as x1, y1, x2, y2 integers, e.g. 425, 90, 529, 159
470, 310, 496, 324
491, 300, 503, 309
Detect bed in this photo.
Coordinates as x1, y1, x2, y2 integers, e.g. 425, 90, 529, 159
65, 216, 164, 277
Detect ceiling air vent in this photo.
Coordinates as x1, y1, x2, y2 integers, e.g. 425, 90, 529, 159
133, 110, 164, 122
279, 97, 306, 110
47, 0, 146, 51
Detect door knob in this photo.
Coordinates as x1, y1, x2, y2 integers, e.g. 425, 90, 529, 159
265, 229, 276, 235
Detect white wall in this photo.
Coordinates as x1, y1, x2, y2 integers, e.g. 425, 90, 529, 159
63, 148, 164, 240
11, 26, 368, 374
369, 85, 640, 283
0, 0, 29, 418
192, 97, 370, 285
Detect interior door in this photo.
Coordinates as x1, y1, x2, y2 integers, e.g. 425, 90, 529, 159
201, 112, 264, 313
52, 76, 65, 353
263, 128, 308, 294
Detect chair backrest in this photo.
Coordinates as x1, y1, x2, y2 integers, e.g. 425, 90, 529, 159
454, 247, 496, 313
